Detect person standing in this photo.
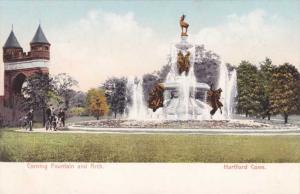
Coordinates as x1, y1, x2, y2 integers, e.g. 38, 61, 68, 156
51, 113, 58, 131
45, 105, 53, 130
26, 109, 34, 131
58, 108, 65, 127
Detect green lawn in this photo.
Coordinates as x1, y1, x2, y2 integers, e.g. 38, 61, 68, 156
0, 129, 299, 162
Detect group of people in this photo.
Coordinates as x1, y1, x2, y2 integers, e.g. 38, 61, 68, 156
45, 106, 66, 131
22, 106, 65, 131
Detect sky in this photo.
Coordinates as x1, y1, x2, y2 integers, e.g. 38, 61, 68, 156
0, 0, 300, 94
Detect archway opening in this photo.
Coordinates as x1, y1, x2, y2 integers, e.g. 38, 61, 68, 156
13, 73, 26, 95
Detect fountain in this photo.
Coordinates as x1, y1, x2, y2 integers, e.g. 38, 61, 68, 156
225, 68, 237, 118
214, 63, 238, 119
68, 15, 284, 132
127, 15, 237, 120
161, 36, 211, 120
127, 77, 148, 120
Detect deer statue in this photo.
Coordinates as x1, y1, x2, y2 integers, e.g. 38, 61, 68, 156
180, 14, 189, 36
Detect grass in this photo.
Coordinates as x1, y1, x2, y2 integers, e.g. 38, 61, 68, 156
0, 128, 299, 162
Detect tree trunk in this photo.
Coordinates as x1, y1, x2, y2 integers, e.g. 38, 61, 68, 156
114, 112, 117, 119
284, 113, 288, 124
267, 114, 271, 120
65, 99, 69, 110
42, 107, 46, 127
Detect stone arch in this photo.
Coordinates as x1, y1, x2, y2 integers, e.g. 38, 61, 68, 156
12, 73, 27, 95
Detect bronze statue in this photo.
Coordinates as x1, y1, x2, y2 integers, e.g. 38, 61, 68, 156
207, 84, 223, 117
177, 51, 190, 75
180, 14, 189, 36
148, 83, 165, 112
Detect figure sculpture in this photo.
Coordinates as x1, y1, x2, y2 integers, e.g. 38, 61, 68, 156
177, 51, 190, 75
148, 83, 165, 112
207, 84, 223, 118
180, 14, 189, 36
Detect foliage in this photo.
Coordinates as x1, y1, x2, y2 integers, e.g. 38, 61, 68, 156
69, 91, 87, 108
194, 45, 221, 86
53, 73, 78, 109
86, 88, 109, 119
103, 77, 127, 118
20, 73, 79, 124
140, 56, 171, 102
236, 61, 261, 116
21, 73, 56, 125
22, 72, 54, 111
158, 64, 171, 81
157, 55, 172, 81
142, 73, 159, 101
257, 58, 274, 119
69, 107, 88, 117
269, 63, 300, 123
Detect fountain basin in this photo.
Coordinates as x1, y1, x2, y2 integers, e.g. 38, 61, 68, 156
163, 82, 210, 90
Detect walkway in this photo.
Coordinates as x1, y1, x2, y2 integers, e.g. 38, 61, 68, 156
15, 126, 300, 136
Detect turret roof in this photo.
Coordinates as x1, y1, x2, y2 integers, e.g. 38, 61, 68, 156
3, 30, 22, 49
31, 25, 49, 44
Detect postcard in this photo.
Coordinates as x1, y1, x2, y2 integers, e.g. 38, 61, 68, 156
0, 0, 299, 193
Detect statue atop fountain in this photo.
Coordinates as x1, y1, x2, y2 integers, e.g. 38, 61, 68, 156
180, 14, 189, 37
176, 15, 193, 51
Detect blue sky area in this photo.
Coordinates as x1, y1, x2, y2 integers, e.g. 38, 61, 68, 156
1, 0, 299, 38
0, 0, 300, 92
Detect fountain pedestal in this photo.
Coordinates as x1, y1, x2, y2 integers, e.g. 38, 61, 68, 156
160, 35, 211, 120
175, 36, 193, 50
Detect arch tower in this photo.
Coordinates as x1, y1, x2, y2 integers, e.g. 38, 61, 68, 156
2, 25, 50, 109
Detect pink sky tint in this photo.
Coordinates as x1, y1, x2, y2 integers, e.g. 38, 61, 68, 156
1, 9, 300, 95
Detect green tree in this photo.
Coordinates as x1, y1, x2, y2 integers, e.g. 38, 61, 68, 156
103, 77, 127, 118
22, 72, 55, 125
269, 63, 300, 124
142, 74, 159, 102
69, 91, 86, 108
257, 58, 274, 120
236, 61, 261, 117
53, 73, 78, 110
86, 88, 109, 120
194, 45, 221, 87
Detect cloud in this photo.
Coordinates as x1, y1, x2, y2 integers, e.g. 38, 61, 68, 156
1, 9, 300, 95
192, 9, 300, 67
50, 9, 300, 92
49, 10, 169, 91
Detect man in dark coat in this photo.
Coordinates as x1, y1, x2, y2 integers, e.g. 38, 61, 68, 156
58, 108, 66, 127
45, 105, 54, 130
46, 106, 52, 121
26, 109, 34, 131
